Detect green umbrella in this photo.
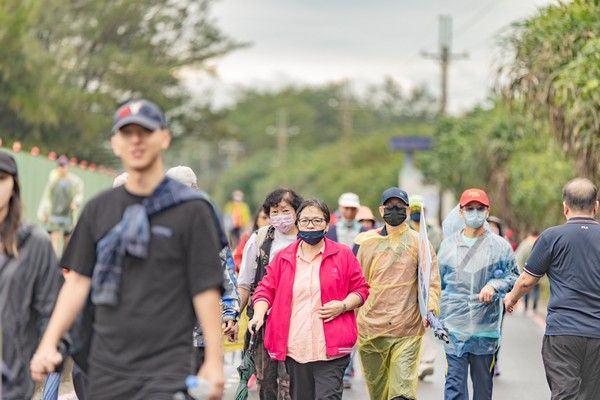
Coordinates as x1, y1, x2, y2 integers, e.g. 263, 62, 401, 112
234, 335, 257, 400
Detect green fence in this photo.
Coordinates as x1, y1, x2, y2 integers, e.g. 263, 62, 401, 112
7, 150, 115, 225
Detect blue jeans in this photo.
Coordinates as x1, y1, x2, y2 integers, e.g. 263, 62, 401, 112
343, 349, 355, 380
524, 284, 540, 311
444, 353, 495, 400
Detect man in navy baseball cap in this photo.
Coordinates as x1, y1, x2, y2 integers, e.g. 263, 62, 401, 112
31, 97, 227, 399
111, 99, 167, 133
381, 187, 409, 206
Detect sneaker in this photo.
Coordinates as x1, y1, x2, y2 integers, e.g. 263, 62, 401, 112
418, 364, 434, 380
493, 362, 501, 377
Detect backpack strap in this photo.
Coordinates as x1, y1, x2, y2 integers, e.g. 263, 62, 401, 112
246, 225, 276, 319
459, 232, 488, 270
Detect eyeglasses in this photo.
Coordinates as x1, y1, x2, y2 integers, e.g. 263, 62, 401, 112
464, 206, 487, 212
297, 218, 327, 227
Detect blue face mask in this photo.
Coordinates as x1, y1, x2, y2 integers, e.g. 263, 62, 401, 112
464, 210, 487, 229
410, 212, 421, 223
297, 229, 326, 245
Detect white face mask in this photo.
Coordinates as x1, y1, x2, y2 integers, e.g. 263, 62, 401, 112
270, 214, 295, 233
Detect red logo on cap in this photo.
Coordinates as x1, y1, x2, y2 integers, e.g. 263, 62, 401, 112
118, 107, 131, 118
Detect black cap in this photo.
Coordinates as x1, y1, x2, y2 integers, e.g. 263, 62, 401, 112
112, 99, 167, 133
381, 187, 409, 205
0, 152, 18, 177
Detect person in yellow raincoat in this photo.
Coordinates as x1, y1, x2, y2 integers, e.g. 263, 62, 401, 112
355, 187, 441, 400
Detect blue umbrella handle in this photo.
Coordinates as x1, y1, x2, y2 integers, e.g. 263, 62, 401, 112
41, 340, 69, 400
426, 312, 450, 344
41, 372, 61, 400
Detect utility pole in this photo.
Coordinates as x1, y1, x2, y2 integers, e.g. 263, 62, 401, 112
421, 15, 468, 116
329, 81, 354, 165
267, 108, 299, 166
340, 94, 353, 165
421, 15, 468, 224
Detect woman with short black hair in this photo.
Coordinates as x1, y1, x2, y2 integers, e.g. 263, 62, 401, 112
249, 199, 369, 400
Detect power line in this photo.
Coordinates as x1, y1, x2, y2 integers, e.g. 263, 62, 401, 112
454, 0, 504, 39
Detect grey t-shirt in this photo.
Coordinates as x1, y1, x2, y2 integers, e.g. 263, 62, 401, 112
525, 217, 600, 338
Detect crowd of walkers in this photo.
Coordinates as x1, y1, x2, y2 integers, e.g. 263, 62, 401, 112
0, 99, 599, 400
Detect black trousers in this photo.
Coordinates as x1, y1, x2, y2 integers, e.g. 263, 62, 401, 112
86, 363, 189, 400
72, 362, 88, 400
285, 356, 349, 400
542, 335, 600, 400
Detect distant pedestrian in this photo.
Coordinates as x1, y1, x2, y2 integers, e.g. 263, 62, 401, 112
224, 189, 251, 247
37, 155, 83, 252
486, 215, 505, 238
355, 187, 441, 400
408, 195, 442, 251
30, 99, 226, 400
486, 214, 511, 377
325, 192, 364, 387
356, 205, 377, 231
505, 178, 600, 400
0, 151, 62, 399
166, 165, 240, 366
233, 208, 270, 271
438, 188, 518, 400
248, 199, 369, 400
513, 229, 540, 313
326, 192, 363, 251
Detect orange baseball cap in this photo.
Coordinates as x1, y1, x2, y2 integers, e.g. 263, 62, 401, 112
459, 188, 490, 207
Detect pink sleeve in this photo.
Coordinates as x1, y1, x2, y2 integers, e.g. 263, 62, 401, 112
345, 250, 369, 303
252, 257, 281, 307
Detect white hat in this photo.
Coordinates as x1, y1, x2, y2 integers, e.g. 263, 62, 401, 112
338, 192, 360, 208
166, 166, 198, 188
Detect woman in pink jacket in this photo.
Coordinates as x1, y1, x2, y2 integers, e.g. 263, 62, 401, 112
249, 199, 369, 400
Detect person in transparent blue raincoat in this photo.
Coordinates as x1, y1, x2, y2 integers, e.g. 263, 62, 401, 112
438, 188, 518, 400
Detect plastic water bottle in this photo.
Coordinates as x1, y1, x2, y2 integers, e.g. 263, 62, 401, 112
185, 375, 211, 399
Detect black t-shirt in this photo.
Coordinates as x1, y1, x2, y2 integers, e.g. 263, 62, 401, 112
61, 185, 223, 377
525, 217, 600, 338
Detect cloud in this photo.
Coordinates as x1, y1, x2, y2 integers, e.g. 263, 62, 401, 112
191, 0, 553, 113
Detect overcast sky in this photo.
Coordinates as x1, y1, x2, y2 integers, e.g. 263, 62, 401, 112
190, 0, 554, 114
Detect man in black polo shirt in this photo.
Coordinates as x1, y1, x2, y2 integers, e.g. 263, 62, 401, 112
504, 178, 600, 400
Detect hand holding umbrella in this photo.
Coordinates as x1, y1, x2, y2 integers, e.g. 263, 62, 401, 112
426, 312, 449, 344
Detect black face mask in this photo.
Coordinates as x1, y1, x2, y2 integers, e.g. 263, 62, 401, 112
297, 229, 326, 245
383, 206, 407, 227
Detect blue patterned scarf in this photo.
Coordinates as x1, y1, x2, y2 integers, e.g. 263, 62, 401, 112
91, 176, 222, 306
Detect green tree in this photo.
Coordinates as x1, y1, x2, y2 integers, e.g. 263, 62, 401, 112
418, 102, 574, 235
499, 0, 600, 180
0, 0, 241, 164
213, 122, 434, 214
224, 78, 436, 158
